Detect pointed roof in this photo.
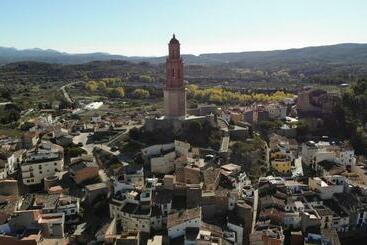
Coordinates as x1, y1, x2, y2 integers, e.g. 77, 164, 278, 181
169, 34, 180, 45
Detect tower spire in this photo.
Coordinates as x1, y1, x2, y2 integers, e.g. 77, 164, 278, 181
164, 35, 186, 118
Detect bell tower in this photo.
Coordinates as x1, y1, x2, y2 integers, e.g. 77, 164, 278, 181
164, 34, 186, 118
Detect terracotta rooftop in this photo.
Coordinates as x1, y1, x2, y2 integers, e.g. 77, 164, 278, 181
167, 207, 201, 228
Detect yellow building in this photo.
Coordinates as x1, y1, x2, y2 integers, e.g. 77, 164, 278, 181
271, 151, 292, 174
271, 159, 292, 174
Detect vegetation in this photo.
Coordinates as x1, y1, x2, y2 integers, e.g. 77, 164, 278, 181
187, 85, 292, 105
0, 103, 21, 124
2, 44, 367, 87
334, 79, 367, 155
85, 80, 125, 98
257, 119, 283, 134
65, 146, 87, 158
230, 136, 267, 182
132, 88, 150, 99
138, 75, 154, 83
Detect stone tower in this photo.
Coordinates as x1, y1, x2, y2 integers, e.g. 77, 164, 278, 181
164, 34, 186, 118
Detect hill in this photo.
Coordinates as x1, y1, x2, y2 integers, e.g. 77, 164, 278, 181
1, 43, 367, 86
1, 43, 367, 66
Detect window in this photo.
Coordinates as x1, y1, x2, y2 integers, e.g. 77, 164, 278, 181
39, 165, 42, 169
54, 162, 57, 166
39, 171, 42, 174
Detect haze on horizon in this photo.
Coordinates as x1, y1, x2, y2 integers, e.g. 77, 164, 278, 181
1, 0, 366, 56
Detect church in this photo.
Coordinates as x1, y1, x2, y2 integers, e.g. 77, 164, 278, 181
164, 34, 186, 119
144, 35, 212, 133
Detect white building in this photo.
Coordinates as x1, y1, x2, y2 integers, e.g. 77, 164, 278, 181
0, 160, 7, 179
151, 151, 176, 174
302, 141, 356, 168
266, 103, 287, 120
308, 176, 345, 200
38, 213, 65, 238
21, 141, 64, 185
7, 149, 26, 175
167, 208, 201, 239
109, 189, 163, 233
56, 195, 80, 217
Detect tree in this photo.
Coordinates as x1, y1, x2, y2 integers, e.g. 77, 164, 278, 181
132, 89, 150, 99
106, 87, 125, 98
20, 121, 35, 131
0, 88, 12, 101
112, 87, 125, 97
129, 127, 140, 140
85, 81, 98, 92
139, 75, 153, 83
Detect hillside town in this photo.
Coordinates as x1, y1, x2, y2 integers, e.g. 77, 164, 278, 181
0, 36, 366, 245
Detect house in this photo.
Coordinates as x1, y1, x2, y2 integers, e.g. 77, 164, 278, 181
84, 182, 109, 205
69, 155, 99, 184
7, 149, 26, 175
38, 213, 65, 238
167, 207, 201, 240
0, 159, 7, 179
301, 140, 356, 169
21, 141, 64, 185
265, 103, 287, 120
271, 153, 292, 175
56, 195, 80, 218
250, 224, 285, 245
147, 235, 163, 245
308, 176, 345, 200
296, 89, 338, 117
109, 189, 163, 233
21, 132, 39, 149
143, 140, 193, 175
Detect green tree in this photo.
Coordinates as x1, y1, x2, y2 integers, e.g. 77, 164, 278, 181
111, 87, 125, 97
132, 88, 150, 99
85, 81, 98, 92
139, 75, 153, 83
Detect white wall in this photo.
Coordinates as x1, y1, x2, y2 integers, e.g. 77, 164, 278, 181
168, 217, 201, 239
227, 222, 243, 245
21, 159, 63, 185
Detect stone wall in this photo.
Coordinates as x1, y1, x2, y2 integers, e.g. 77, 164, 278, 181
0, 180, 18, 196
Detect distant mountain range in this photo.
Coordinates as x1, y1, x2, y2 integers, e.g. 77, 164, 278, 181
1, 43, 367, 66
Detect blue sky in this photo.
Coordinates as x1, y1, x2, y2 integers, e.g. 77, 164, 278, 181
0, 0, 366, 56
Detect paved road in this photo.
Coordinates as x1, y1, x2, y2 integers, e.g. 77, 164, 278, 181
106, 124, 141, 147
72, 133, 110, 183
60, 81, 83, 104
265, 142, 270, 171
219, 136, 230, 153
73, 132, 94, 154
0, 102, 12, 106
251, 189, 259, 233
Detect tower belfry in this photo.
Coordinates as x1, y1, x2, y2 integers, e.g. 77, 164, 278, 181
164, 34, 186, 118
